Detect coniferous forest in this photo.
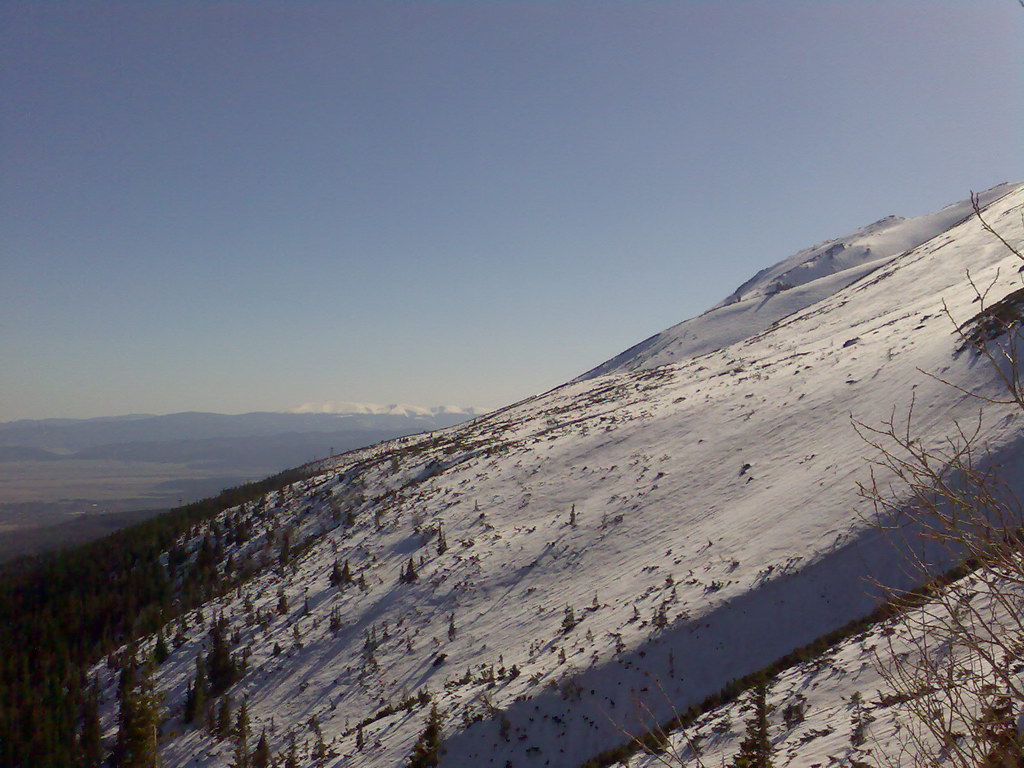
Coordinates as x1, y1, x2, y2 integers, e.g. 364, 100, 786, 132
0, 466, 310, 767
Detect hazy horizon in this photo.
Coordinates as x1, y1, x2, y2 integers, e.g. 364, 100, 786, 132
3, 1, 1021, 422
0, 401, 490, 425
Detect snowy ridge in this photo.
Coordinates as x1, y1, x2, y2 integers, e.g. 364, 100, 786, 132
93, 184, 1024, 767
578, 182, 1019, 381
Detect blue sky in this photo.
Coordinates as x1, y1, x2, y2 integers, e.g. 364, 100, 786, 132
2, 1, 1021, 421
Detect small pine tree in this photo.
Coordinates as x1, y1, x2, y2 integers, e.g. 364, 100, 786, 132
207, 616, 240, 695
407, 704, 444, 768
182, 651, 207, 724
230, 698, 251, 768
849, 691, 871, 748
153, 630, 169, 665
447, 614, 456, 641
252, 731, 271, 768
561, 605, 577, 633
436, 526, 448, 556
216, 695, 234, 741
312, 737, 327, 764
277, 586, 288, 615
731, 678, 773, 768
284, 740, 299, 768
329, 559, 345, 587
652, 604, 668, 630
781, 694, 806, 729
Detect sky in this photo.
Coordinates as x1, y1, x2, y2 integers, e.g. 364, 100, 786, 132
1, 1, 1021, 422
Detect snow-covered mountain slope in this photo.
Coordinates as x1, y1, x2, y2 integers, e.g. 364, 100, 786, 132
625, 564, 1023, 768
94, 184, 1024, 768
578, 182, 1019, 381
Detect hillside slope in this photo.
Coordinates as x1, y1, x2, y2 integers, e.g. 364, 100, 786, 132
577, 182, 1018, 380
93, 184, 1024, 768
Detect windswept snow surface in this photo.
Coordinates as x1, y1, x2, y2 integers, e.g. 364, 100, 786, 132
94, 184, 1024, 767
628, 571, 1024, 768
578, 182, 1019, 380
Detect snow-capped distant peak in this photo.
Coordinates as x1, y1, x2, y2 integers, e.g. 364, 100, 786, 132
288, 401, 485, 418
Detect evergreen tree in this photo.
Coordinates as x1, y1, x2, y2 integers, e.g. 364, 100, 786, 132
183, 654, 208, 724
114, 654, 138, 765
79, 682, 104, 768
849, 691, 871, 748
216, 695, 233, 740
329, 559, 343, 587
153, 630, 169, 665
731, 678, 773, 768
118, 659, 163, 768
407, 704, 444, 768
436, 526, 447, 556
252, 730, 271, 768
284, 740, 299, 768
276, 586, 288, 615
230, 698, 251, 768
312, 737, 327, 764
207, 616, 240, 695
561, 605, 577, 633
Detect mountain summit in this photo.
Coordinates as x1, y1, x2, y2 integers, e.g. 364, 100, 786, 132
578, 182, 1019, 380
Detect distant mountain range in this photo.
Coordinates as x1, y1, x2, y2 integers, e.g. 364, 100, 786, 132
0, 406, 481, 561
0, 407, 483, 454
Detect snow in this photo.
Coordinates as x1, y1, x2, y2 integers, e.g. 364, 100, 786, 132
627, 571, 1024, 768
577, 182, 1019, 380
92, 183, 1024, 767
